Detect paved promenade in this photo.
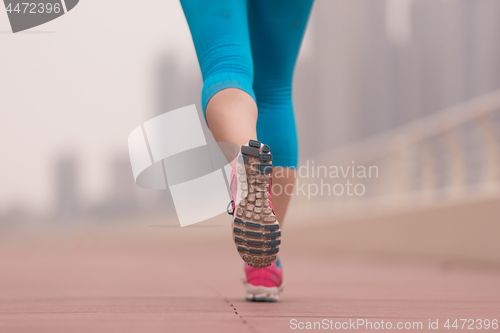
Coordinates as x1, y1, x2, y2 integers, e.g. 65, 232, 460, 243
0, 221, 499, 332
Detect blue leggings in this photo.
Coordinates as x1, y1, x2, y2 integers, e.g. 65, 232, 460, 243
180, 0, 313, 168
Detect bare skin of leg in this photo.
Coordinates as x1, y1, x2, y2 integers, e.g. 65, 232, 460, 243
206, 88, 258, 147
206, 88, 296, 226
270, 167, 296, 227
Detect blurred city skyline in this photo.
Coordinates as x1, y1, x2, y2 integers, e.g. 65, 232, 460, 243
2, 0, 500, 221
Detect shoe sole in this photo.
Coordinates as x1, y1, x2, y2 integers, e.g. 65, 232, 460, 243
232, 140, 281, 268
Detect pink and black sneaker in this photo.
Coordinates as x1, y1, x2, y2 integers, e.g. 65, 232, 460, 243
229, 140, 281, 268
243, 257, 284, 302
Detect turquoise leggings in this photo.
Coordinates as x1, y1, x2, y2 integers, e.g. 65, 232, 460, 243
180, 0, 314, 168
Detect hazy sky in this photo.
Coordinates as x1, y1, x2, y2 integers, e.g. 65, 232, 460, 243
0, 0, 314, 214
0, 1, 200, 213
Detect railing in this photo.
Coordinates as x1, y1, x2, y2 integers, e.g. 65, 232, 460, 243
299, 89, 500, 209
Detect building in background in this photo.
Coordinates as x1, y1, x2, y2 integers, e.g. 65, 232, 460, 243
54, 154, 80, 217
293, 0, 500, 160
156, 53, 202, 116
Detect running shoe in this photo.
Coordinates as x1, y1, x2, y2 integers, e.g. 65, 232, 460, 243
230, 140, 281, 268
243, 257, 284, 302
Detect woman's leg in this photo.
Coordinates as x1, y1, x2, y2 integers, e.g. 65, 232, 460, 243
179, 0, 257, 147
248, 0, 314, 226
205, 88, 257, 148
181, 0, 280, 269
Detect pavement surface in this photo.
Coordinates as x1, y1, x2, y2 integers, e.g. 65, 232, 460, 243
0, 220, 499, 333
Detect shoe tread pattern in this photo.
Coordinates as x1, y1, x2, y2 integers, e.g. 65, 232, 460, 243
233, 141, 280, 268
